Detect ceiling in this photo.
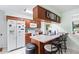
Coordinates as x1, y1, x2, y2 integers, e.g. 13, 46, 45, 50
0, 5, 79, 18
0, 5, 35, 15
41, 5, 79, 14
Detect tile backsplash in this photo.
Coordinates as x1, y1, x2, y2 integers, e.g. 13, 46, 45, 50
25, 28, 41, 36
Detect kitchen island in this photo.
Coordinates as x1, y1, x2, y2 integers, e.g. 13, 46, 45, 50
30, 34, 62, 54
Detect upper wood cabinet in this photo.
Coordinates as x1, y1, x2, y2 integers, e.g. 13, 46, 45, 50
33, 5, 46, 20
25, 20, 37, 28
25, 20, 31, 28
33, 5, 61, 23
56, 15, 61, 23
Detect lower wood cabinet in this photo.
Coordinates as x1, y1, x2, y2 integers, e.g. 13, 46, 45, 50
31, 38, 52, 54
25, 33, 31, 44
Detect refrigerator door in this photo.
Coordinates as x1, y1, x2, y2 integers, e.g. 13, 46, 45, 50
16, 21, 25, 48
7, 20, 17, 51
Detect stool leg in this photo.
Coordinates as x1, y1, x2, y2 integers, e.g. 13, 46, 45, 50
60, 48, 63, 54
64, 41, 67, 53
57, 44, 62, 54
58, 47, 60, 54
59, 44, 63, 54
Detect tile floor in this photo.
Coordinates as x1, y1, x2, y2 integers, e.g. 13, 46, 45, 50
66, 49, 79, 54
7, 47, 26, 54
0, 47, 79, 54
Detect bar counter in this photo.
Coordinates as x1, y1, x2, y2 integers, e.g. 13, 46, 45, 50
30, 34, 62, 54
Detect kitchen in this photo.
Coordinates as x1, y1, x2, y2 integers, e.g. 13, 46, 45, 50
0, 5, 79, 54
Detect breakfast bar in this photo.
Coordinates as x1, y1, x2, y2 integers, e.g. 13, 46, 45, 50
30, 34, 62, 54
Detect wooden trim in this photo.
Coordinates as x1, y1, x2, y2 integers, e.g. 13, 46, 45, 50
6, 16, 27, 21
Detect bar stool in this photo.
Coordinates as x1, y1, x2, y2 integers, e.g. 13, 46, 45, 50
61, 33, 68, 53
51, 35, 64, 54
26, 43, 36, 54
53, 33, 68, 54
44, 44, 58, 54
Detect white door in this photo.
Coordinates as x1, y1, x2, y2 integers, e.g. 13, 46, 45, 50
7, 20, 17, 51
16, 21, 25, 48
0, 11, 6, 48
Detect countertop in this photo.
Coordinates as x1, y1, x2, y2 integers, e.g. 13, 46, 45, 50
30, 34, 62, 43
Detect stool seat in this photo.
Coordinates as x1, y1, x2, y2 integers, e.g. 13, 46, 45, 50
44, 44, 57, 54
26, 43, 36, 54
26, 43, 35, 49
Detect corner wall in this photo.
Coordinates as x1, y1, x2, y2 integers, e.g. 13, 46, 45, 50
0, 10, 7, 48
61, 8, 79, 51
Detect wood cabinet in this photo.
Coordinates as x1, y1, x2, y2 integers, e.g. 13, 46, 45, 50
56, 15, 61, 23
25, 20, 37, 28
33, 5, 61, 23
46, 11, 57, 22
35, 19, 41, 28
25, 20, 31, 28
33, 5, 46, 20
0, 48, 3, 51
31, 38, 53, 54
25, 33, 31, 44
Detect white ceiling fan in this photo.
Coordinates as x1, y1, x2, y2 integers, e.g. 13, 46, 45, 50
24, 8, 32, 14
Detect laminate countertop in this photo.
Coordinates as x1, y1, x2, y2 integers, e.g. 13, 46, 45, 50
30, 34, 62, 43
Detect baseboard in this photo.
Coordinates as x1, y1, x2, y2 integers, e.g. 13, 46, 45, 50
8, 46, 25, 52
67, 47, 79, 52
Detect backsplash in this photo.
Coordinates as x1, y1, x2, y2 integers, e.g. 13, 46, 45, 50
25, 28, 41, 36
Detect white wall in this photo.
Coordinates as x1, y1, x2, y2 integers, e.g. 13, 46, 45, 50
61, 8, 79, 33
0, 10, 7, 48
50, 22, 66, 33
5, 11, 33, 20
61, 8, 79, 51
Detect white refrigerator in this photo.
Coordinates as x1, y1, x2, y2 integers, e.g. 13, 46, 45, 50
7, 20, 25, 51
16, 21, 25, 48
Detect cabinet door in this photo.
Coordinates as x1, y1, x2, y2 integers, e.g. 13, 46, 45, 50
25, 20, 31, 28
25, 33, 31, 44
56, 16, 60, 23
35, 19, 41, 28
38, 6, 46, 19
33, 6, 46, 19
